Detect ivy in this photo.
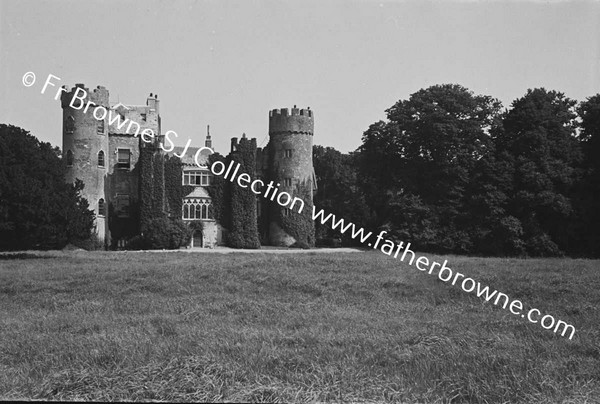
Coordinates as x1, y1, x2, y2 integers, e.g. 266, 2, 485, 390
164, 154, 193, 218
139, 146, 153, 233
207, 153, 231, 230
228, 138, 260, 249
278, 179, 315, 247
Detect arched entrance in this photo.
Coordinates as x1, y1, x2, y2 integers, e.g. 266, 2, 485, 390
191, 229, 203, 248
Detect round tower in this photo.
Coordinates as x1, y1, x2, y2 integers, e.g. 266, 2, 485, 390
268, 106, 315, 246
61, 84, 110, 244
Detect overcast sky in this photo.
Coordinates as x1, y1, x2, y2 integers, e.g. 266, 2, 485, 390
1, 0, 599, 153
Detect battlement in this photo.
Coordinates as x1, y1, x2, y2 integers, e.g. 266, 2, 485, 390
231, 134, 258, 153
269, 106, 314, 136
61, 84, 109, 109
269, 106, 313, 118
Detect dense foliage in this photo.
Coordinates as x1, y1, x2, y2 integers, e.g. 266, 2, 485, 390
312, 146, 369, 246
351, 85, 600, 257
228, 138, 260, 249
0, 124, 95, 250
129, 216, 191, 250
164, 154, 193, 218
279, 179, 315, 248
139, 145, 166, 233
137, 145, 191, 250
206, 152, 231, 231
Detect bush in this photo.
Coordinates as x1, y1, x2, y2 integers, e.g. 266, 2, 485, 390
142, 217, 192, 250
71, 234, 105, 251
0, 125, 95, 250
125, 235, 147, 250
526, 233, 563, 257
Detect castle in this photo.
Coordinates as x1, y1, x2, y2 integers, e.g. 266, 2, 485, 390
60, 84, 316, 249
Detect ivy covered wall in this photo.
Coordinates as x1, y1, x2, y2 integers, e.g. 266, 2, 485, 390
228, 138, 260, 249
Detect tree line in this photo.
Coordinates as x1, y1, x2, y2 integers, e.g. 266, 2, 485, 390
2, 84, 599, 256
314, 85, 600, 257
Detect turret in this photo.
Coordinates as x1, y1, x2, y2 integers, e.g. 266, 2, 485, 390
267, 105, 315, 247
61, 84, 110, 244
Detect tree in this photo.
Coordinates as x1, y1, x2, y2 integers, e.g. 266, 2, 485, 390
496, 88, 583, 256
0, 124, 95, 250
575, 94, 600, 256
313, 145, 370, 245
357, 84, 503, 253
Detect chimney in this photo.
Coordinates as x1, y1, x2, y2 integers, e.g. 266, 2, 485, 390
147, 93, 159, 114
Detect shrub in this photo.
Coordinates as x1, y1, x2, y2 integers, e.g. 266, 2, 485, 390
142, 217, 192, 250
71, 234, 105, 251
125, 235, 147, 250
0, 125, 95, 250
526, 233, 563, 257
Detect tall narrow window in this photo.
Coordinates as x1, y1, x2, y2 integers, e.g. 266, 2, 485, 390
98, 198, 106, 216
201, 172, 211, 186
98, 150, 105, 167
66, 116, 75, 134
284, 149, 292, 158
66, 150, 73, 167
117, 149, 130, 169
141, 113, 147, 121
283, 178, 292, 187
97, 119, 104, 135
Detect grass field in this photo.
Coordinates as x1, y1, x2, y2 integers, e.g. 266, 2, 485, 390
0, 250, 599, 403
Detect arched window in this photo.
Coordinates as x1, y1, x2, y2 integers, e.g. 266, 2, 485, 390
66, 116, 75, 134
182, 199, 213, 220
98, 199, 106, 216
66, 150, 73, 167
97, 119, 104, 135
98, 150, 105, 167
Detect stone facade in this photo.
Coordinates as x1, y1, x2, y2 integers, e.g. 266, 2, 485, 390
61, 84, 315, 248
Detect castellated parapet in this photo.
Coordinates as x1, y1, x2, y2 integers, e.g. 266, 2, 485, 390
268, 107, 314, 135
267, 106, 315, 247
61, 84, 110, 243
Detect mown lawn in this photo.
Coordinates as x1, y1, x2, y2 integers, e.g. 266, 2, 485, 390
0, 250, 599, 403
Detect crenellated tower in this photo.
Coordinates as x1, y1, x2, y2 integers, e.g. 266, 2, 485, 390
61, 84, 110, 244
267, 106, 316, 246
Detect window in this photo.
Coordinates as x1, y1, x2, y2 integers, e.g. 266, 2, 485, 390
141, 113, 147, 121
284, 149, 292, 158
115, 194, 130, 217
282, 207, 290, 217
182, 199, 213, 220
66, 150, 73, 167
117, 149, 130, 169
98, 198, 106, 216
98, 150, 105, 167
283, 178, 292, 187
66, 116, 75, 134
97, 119, 104, 135
183, 170, 211, 186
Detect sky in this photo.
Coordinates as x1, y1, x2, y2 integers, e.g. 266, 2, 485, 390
1, 0, 599, 153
